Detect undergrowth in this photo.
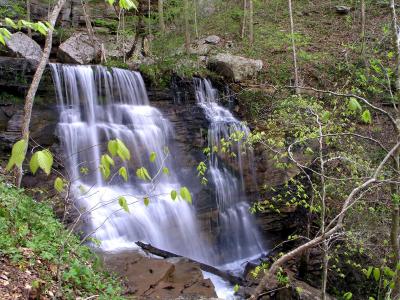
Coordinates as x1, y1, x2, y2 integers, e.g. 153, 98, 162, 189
0, 180, 124, 299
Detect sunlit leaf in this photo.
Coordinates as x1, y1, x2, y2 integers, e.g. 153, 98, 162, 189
136, 167, 151, 181
6, 139, 27, 171
149, 151, 156, 163
54, 177, 65, 193
171, 190, 177, 201
361, 109, 372, 124
179, 186, 192, 204
118, 196, 129, 212
118, 166, 128, 181
144, 197, 150, 206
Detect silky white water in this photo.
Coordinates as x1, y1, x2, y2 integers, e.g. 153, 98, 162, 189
50, 64, 211, 262
194, 78, 265, 265
50, 65, 266, 299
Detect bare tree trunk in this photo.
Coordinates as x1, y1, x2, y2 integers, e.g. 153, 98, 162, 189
127, 1, 145, 59
391, 141, 400, 298
158, 0, 165, 33
148, 0, 151, 36
184, 0, 190, 53
249, 0, 254, 45
241, 0, 247, 39
288, 0, 300, 94
27, 0, 32, 38
15, 0, 66, 187
194, 0, 199, 39
390, 0, 400, 91
360, 0, 367, 65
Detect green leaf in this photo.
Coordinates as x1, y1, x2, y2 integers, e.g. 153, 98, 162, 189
118, 196, 129, 212
233, 284, 239, 293
321, 111, 331, 122
373, 267, 380, 282
108, 140, 118, 156
30, 152, 39, 174
100, 164, 110, 179
6, 139, 27, 171
136, 167, 151, 181
116, 139, 131, 161
118, 166, 128, 181
4, 18, 17, 29
149, 151, 156, 163
343, 292, 352, 300
0, 33, 5, 46
348, 97, 362, 112
54, 177, 65, 193
163, 167, 169, 175
171, 190, 177, 201
144, 197, 150, 206
36, 149, 53, 175
361, 109, 372, 124
180, 187, 192, 204
366, 266, 373, 279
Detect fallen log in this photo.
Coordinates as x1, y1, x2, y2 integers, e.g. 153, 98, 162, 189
135, 241, 245, 285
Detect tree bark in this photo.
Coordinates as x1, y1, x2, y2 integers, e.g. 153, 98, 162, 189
135, 241, 244, 285
390, 0, 400, 91
15, 0, 66, 187
288, 0, 300, 94
241, 0, 247, 39
360, 0, 367, 65
158, 0, 165, 33
184, 0, 190, 53
249, 0, 254, 45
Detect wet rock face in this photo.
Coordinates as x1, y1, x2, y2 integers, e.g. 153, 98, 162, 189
101, 251, 217, 299
58, 32, 102, 64
5, 33, 43, 64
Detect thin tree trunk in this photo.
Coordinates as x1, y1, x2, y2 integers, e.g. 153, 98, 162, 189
249, 0, 254, 45
15, 0, 66, 187
194, 0, 199, 39
158, 0, 165, 33
390, 0, 400, 91
391, 142, 400, 298
184, 0, 190, 53
127, 1, 145, 59
360, 0, 367, 65
241, 0, 247, 39
27, 0, 32, 38
288, 0, 300, 94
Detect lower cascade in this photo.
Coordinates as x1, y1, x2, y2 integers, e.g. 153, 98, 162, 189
50, 64, 266, 296
194, 78, 266, 269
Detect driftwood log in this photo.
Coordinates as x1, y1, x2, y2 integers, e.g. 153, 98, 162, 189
135, 241, 245, 285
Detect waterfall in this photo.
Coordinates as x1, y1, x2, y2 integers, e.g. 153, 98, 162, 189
194, 78, 265, 268
50, 64, 212, 262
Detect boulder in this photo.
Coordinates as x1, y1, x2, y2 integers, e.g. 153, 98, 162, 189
335, 5, 351, 14
208, 53, 263, 82
57, 32, 101, 64
5, 32, 43, 63
205, 35, 221, 45
102, 251, 217, 299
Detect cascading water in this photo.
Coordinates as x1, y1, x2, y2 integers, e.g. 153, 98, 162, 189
50, 64, 211, 262
50, 65, 266, 299
194, 78, 265, 270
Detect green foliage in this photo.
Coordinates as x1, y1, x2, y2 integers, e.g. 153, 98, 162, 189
6, 139, 27, 171
0, 181, 123, 298
118, 196, 129, 213
136, 167, 151, 181
179, 186, 192, 204
149, 151, 157, 163
170, 190, 177, 201
118, 166, 128, 182
54, 177, 66, 193
30, 149, 54, 175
